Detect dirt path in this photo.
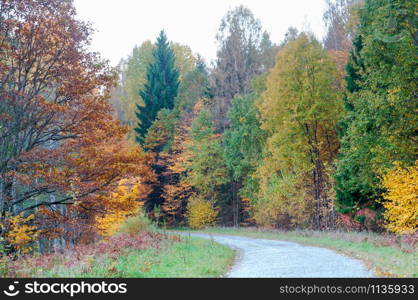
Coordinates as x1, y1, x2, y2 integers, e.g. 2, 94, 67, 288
182, 232, 375, 278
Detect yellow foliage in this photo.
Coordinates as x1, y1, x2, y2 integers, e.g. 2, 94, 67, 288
6, 214, 37, 254
187, 196, 217, 229
255, 33, 341, 228
382, 161, 418, 234
95, 177, 145, 236
253, 166, 310, 227
95, 212, 125, 237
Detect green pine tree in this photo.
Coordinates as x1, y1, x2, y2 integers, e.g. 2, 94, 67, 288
135, 30, 179, 144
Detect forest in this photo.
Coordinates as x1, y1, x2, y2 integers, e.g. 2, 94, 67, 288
0, 0, 416, 276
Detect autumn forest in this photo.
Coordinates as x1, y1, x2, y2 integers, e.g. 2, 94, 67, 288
0, 0, 416, 278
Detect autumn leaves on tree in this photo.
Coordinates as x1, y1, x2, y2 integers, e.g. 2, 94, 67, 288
256, 34, 342, 229
0, 0, 153, 253
130, 0, 416, 233
0, 0, 416, 257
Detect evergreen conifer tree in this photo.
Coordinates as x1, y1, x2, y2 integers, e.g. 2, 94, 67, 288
334, 0, 417, 211
135, 30, 179, 143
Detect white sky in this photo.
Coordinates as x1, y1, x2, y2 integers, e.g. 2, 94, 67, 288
73, 0, 328, 67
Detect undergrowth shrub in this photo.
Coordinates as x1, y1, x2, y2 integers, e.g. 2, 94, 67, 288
117, 212, 155, 235
382, 161, 418, 234
187, 197, 217, 229
5, 231, 173, 277
5, 214, 38, 255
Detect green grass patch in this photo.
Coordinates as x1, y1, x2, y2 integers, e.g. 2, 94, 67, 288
28, 236, 235, 278
176, 227, 417, 278
114, 238, 234, 278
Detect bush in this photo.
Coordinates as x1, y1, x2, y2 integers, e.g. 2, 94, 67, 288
6, 214, 38, 255
336, 213, 361, 231
95, 178, 147, 237
382, 161, 418, 234
187, 197, 217, 230
117, 212, 155, 235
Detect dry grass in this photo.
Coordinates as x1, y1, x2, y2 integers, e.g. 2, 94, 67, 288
2, 231, 235, 278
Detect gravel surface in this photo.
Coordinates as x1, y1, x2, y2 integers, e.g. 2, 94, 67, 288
181, 232, 375, 278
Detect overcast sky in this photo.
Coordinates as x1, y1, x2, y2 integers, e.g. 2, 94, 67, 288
73, 0, 328, 66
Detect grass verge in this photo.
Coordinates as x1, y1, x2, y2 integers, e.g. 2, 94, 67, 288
177, 227, 417, 278
5, 233, 235, 278
111, 236, 235, 278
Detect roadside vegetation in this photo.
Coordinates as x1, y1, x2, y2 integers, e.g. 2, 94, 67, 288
178, 227, 418, 278
1, 215, 234, 278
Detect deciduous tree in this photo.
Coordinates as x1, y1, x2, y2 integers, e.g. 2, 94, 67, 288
256, 34, 342, 229
0, 0, 155, 249
211, 5, 277, 130
223, 76, 267, 225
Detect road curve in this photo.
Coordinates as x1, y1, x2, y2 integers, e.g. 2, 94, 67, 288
182, 232, 375, 278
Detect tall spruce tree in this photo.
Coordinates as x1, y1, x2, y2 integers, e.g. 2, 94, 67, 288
135, 30, 179, 144
334, 34, 366, 210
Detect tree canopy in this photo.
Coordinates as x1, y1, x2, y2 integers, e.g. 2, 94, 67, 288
134, 31, 180, 144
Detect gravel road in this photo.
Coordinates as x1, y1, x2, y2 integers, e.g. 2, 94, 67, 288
182, 232, 375, 278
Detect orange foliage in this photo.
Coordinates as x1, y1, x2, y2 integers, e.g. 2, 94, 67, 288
160, 118, 193, 224
336, 213, 361, 231
0, 0, 156, 246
